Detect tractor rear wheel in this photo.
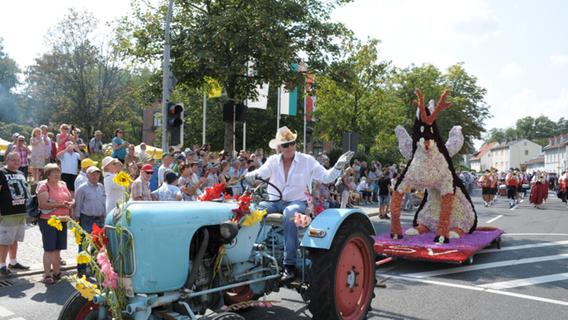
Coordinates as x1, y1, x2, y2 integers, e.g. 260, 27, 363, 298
308, 221, 376, 320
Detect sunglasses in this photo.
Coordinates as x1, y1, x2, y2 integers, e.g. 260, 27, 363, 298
143, 171, 153, 174
281, 141, 296, 148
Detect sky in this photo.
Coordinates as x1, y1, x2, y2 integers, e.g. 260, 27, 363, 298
1, 0, 567, 148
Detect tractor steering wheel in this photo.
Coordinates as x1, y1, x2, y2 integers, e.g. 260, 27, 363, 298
241, 176, 283, 203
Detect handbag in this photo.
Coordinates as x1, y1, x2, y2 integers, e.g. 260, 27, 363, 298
37, 182, 55, 215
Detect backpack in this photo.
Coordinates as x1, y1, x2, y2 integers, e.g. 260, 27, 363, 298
27, 195, 40, 218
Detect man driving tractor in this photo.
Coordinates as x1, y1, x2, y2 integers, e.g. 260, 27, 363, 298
245, 126, 354, 282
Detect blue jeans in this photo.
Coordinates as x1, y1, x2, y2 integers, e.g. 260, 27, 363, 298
258, 200, 307, 266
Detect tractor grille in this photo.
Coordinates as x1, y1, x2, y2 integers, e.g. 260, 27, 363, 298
105, 227, 135, 276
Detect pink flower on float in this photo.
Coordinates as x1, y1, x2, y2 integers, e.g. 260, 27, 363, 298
96, 250, 118, 289
293, 212, 312, 228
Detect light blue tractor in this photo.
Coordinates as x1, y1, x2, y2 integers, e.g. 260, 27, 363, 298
59, 178, 376, 320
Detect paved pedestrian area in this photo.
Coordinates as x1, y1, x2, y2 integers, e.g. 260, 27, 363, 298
4, 224, 78, 277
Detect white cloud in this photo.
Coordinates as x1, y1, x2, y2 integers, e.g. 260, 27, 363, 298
550, 54, 568, 67
486, 88, 568, 129
332, 0, 500, 68
499, 63, 523, 80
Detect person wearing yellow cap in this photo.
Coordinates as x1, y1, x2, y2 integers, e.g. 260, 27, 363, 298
74, 158, 99, 191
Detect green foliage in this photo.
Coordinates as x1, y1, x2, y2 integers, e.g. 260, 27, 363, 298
0, 121, 33, 141
0, 38, 23, 123
23, 9, 152, 143
390, 63, 490, 154
117, 0, 352, 151
486, 115, 568, 146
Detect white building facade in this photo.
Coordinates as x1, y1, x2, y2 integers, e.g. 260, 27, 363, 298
489, 139, 542, 172
543, 134, 568, 174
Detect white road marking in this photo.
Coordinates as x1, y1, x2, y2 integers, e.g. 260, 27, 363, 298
479, 272, 568, 290
480, 240, 568, 254
404, 253, 568, 279
0, 305, 15, 317
9, 318, 26, 320
503, 233, 568, 237
486, 215, 503, 224
386, 275, 568, 307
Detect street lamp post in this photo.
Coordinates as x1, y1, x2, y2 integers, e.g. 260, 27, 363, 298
161, 0, 174, 152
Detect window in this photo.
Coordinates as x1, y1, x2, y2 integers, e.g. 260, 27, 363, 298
524, 141, 527, 146
153, 112, 161, 127
524, 150, 529, 156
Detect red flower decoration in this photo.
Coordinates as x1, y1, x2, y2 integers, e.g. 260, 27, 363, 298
91, 223, 108, 249
198, 183, 226, 201
225, 193, 232, 200
232, 192, 252, 222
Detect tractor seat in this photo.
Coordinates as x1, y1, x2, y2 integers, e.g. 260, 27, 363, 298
265, 213, 284, 225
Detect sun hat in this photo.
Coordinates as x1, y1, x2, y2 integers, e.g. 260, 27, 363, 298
81, 158, 99, 169
268, 126, 298, 149
86, 166, 101, 174
102, 156, 120, 170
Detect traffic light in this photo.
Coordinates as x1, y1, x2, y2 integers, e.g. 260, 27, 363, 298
167, 102, 184, 147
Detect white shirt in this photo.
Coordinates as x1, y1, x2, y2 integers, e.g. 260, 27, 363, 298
151, 183, 182, 201
157, 163, 173, 186
104, 172, 125, 214
253, 152, 341, 202
74, 171, 88, 191
60, 152, 81, 175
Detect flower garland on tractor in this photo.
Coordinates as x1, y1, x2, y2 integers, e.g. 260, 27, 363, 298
48, 171, 134, 319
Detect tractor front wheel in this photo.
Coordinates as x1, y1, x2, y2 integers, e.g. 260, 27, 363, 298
308, 221, 376, 320
58, 291, 107, 320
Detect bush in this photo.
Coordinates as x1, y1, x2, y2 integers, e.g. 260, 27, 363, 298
0, 121, 34, 141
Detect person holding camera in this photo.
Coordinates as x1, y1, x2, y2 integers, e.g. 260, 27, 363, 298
56, 141, 85, 197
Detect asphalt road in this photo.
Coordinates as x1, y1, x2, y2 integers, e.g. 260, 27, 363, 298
1, 193, 567, 320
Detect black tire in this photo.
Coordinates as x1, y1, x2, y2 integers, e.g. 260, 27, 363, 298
307, 220, 376, 320
209, 312, 246, 320
58, 291, 102, 320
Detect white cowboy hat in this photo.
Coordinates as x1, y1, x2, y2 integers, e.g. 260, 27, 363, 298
269, 126, 298, 149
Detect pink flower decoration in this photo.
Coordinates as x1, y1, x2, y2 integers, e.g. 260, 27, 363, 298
97, 250, 118, 289
293, 212, 312, 228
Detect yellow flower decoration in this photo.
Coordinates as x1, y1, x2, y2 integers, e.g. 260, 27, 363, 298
72, 275, 100, 301
77, 251, 91, 265
47, 216, 63, 231
240, 209, 267, 227
113, 171, 133, 188
70, 227, 82, 245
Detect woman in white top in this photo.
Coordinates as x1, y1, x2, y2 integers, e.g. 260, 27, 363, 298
101, 156, 125, 213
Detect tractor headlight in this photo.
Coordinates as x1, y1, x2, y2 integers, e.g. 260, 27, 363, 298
220, 222, 239, 242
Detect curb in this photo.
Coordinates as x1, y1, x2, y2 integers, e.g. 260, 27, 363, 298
1, 260, 77, 279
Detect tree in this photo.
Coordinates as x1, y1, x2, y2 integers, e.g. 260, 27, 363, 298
391, 63, 491, 155
117, 0, 352, 151
314, 39, 408, 163
25, 9, 149, 141
0, 38, 22, 123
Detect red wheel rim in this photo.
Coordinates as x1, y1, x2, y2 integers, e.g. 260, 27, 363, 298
225, 285, 256, 304
334, 235, 373, 320
76, 301, 99, 319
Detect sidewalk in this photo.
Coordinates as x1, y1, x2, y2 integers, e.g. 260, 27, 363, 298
1, 224, 78, 278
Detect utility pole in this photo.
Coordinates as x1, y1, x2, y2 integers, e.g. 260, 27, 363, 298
161, 0, 174, 152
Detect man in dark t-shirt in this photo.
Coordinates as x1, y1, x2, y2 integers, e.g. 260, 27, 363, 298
0, 152, 31, 276
377, 170, 392, 219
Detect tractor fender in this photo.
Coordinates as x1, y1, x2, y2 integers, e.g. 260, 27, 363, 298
300, 208, 375, 250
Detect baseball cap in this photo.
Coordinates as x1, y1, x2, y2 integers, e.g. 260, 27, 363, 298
86, 166, 101, 174
162, 152, 171, 159
141, 164, 153, 172
81, 158, 99, 169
